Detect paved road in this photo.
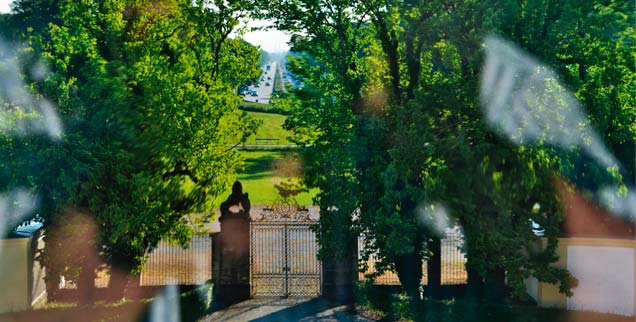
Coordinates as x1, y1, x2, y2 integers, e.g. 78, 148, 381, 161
198, 297, 378, 322
243, 62, 277, 104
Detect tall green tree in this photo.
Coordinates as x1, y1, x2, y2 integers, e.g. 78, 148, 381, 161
255, 0, 375, 302
495, 0, 635, 191
1, 0, 260, 302
259, 0, 633, 309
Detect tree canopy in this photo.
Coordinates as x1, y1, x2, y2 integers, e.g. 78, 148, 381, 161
0, 0, 261, 301
257, 0, 634, 305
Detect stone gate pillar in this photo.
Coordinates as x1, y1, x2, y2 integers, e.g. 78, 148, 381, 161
212, 181, 251, 303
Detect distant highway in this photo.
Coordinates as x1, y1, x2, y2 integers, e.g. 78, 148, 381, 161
243, 62, 277, 104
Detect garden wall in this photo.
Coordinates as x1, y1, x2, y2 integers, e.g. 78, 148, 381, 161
526, 237, 635, 316
0, 229, 46, 313
526, 181, 635, 316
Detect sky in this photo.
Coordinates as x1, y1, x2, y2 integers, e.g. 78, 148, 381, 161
0, 0, 11, 13
241, 28, 290, 53
238, 19, 291, 53
0, 1, 291, 53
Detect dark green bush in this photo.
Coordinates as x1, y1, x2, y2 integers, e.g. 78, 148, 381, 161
179, 281, 215, 322
355, 283, 632, 322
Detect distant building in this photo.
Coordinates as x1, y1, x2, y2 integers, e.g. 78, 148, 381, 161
526, 181, 635, 317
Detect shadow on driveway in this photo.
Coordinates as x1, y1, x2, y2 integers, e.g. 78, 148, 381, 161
199, 297, 376, 322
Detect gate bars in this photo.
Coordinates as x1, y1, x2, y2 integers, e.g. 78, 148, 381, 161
358, 226, 467, 285
250, 208, 322, 297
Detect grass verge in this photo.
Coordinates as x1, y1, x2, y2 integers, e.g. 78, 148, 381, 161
0, 282, 217, 322
243, 111, 293, 145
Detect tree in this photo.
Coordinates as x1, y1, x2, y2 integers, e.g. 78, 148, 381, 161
256, 0, 445, 303
259, 0, 633, 310
257, 0, 460, 303
494, 0, 635, 195
1, 0, 261, 302
254, 0, 377, 302
258, 49, 271, 66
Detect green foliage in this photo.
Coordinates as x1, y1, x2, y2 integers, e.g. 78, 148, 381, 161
258, 0, 633, 305
495, 0, 636, 190
1, 0, 262, 293
273, 64, 284, 92
356, 283, 633, 322
219, 38, 262, 89
178, 281, 216, 322
258, 49, 271, 67
354, 282, 394, 316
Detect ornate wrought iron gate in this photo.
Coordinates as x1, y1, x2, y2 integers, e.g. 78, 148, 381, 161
250, 207, 321, 297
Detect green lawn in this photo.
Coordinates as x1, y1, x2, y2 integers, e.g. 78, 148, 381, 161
225, 110, 315, 206
235, 150, 318, 206
244, 111, 293, 145
0, 283, 215, 322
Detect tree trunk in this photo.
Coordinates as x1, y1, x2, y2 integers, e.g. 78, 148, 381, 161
461, 221, 484, 300
465, 263, 484, 299
44, 265, 61, 302
426, 237, 441, 299
106, 253, 135, 302
395, 251, 423, 301
485, 267, 506, 302
106, 266, 131, 302
77, 257, 98, 305
395, 249, 425, 320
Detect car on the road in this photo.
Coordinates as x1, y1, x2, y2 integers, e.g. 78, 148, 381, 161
265, 82, 270, 86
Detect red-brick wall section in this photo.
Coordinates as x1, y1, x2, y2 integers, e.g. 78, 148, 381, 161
557, 180, 635, 239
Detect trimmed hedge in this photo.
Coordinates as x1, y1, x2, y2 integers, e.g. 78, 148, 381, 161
239, 102, 290, 115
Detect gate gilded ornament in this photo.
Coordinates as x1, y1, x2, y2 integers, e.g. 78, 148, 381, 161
250, 203, 321, 297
